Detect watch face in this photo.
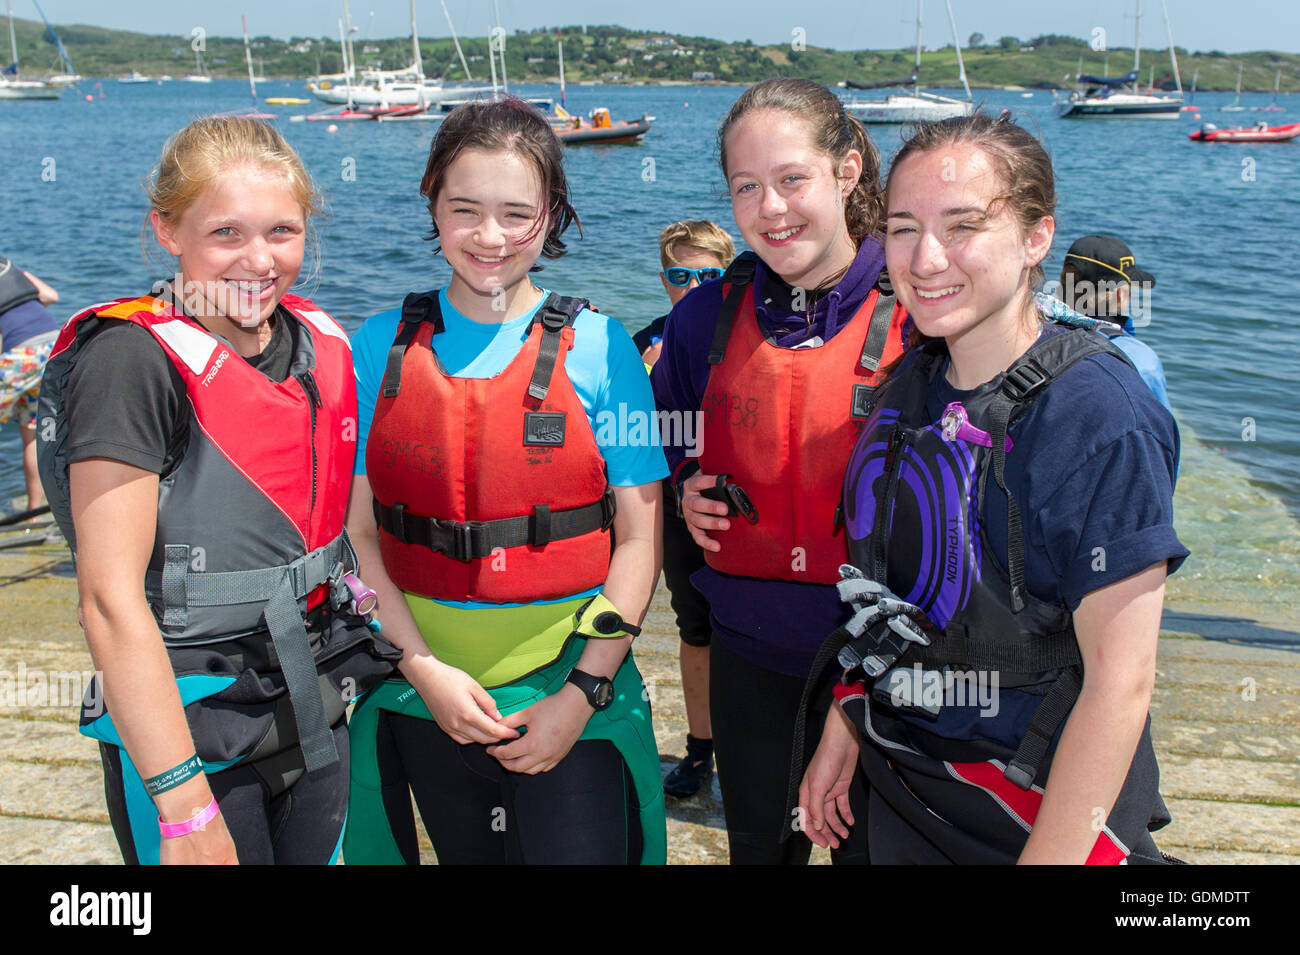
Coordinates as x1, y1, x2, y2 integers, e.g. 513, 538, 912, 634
595, 681, 615, 708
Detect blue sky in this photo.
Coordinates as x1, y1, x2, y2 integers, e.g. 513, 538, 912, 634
18, 1, 1300, 54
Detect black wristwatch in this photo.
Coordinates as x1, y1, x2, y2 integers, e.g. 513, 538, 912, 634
566, 668, 615, 711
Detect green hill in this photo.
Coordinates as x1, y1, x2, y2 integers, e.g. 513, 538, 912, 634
4, 16, 1298, 93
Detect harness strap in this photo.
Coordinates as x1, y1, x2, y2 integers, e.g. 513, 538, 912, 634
380, 292, 444, 398
914, 625, 1081, 673
1004, 667, 1084, 789
780, 623, 857, 843
148, 531, 358, 774
374, 486, 616, 562
526, 294, 588, 401
707, 252, 758, 365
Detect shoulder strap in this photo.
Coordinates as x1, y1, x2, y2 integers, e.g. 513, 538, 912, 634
707, 251, 758, 365
985, 329, 1119, 612
379, 291, 443, 399
526, 293, 589, 401
858, 278, 897, 373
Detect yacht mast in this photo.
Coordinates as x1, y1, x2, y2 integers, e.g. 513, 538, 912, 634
945, 0, 971, 101
440, 0, 474, 81
913, 0, 923, 97
1160, 0, 1183, 94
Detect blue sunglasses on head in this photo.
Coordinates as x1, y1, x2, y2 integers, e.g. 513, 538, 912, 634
664, 266, 724, 287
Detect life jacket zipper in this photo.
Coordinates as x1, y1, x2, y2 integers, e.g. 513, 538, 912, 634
870, 427, 910, 581
298, 371, 322, 537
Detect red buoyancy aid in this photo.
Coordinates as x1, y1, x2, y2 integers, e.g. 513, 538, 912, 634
698, 268, 907, 584
44, 292, 356, 580
366, 292, 614, 603
39, 292, 361, 772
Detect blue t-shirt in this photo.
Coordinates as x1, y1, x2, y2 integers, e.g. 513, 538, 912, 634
352, 288, 668, 607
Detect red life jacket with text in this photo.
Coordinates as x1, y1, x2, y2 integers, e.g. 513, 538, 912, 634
698, 253, 908, 583
38, 292, 362, 773
366, 292, 614, 603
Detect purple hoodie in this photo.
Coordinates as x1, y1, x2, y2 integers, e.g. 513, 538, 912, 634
650, 238, 892, 678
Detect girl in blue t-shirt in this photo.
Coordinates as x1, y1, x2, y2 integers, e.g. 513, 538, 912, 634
799, 113, 1187, 864
343, 98, 668, 864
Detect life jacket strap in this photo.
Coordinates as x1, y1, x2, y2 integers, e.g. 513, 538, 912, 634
857, 285, 897, 373
913, 624, 1081, 673
380, 291, 445, 398
526, 294, 588, 401
149, 530, 358, 774
373, 486, 615, 562
707, 251, 758, 365
1004, 667, 1084, 790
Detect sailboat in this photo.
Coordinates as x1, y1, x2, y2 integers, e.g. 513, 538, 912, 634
1055, 0, 1182, 118
842, 0, 972, 123
33, 0, 78, 84
0, 0, 61, 98
1256, 69, 1284, 113
183, 47, 212, 83
1221, 63, 1246, 112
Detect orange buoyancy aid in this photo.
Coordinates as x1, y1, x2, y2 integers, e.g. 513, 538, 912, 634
366, 292, 615, 603
698, 260, 908, 584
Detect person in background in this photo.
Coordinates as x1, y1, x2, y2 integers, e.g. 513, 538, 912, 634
634, 220, 735, 798
0, 257, 62, 511
1058, 234, 1170, 410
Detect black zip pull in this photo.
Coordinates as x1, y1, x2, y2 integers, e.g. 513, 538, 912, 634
298, 371, 322, 408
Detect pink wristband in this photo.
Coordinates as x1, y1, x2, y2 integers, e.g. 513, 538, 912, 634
158, 796, 220, 838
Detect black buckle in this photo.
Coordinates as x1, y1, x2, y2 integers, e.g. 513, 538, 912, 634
433, 519, 478, 563
538, 305, 567, 332
1002, 358, 1050, 400
599, 487, 617, 531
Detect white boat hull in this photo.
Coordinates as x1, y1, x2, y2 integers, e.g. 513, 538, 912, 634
0, 79, 62, 99
843, 93, 972, 124
1055, 92, 1183, 119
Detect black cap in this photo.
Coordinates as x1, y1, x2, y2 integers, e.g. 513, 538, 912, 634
1063, 235, 1156, 290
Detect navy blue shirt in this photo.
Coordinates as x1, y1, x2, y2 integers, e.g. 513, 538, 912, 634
892, 323, 1188, 750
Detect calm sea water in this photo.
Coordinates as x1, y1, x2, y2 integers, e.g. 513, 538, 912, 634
2, 81, 1296, 615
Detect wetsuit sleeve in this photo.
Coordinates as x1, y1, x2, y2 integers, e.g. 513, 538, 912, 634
350, 308, 402, 476
591, 316, 669, 486
1036, 423, 1187, 610
63, 322, 185, 474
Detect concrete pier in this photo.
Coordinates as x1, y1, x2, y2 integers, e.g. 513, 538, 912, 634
2, 533, 1296, 864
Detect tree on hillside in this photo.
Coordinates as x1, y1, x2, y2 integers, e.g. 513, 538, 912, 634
968, 32, 984, 48
999, 36, 1020, 51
